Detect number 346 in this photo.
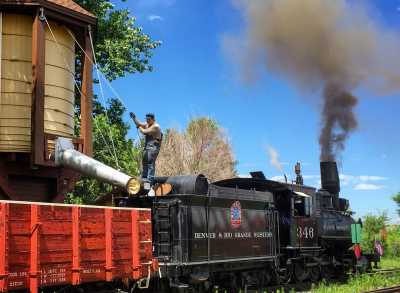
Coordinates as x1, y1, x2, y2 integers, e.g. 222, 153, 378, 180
297, 226, 314, 239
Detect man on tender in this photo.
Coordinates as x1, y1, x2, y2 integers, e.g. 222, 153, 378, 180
130, 112, 162, 184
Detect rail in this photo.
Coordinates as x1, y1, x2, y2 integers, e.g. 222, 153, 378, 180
362, 285, 400, 293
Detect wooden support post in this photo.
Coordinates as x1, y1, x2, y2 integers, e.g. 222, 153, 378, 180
29, 205, 40, 293
131, 210, 140, 279
80, 29, 93, 157
0, 203, 9, 292
31, 8, 46, 165
72, 206, 81, 284
104, 208, 113, 281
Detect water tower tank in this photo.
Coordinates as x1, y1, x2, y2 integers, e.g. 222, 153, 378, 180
0, 1, 96, 202
1, 13, 75, 152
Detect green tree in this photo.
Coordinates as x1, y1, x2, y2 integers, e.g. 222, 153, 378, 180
67, 99, 142, 204
361, 212, 388, 254
393, 192, 400, 216
75, 0, 161, 80
386, 225, 400, 257
67, 1, 159, 203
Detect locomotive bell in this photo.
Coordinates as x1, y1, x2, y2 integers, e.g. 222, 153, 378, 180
320, 161, 340, 194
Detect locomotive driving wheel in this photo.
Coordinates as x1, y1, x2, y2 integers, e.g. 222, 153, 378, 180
310, 266, 321, 282
321, 265, 334, 280
294, 262, 310, 282
275, 266, 291, 285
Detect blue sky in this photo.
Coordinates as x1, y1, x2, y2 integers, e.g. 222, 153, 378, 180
97, 0, 400, 221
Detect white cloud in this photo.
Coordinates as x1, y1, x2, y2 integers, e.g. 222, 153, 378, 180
266, 171, 389, 191
270, 175, 285, 182
353, 183, 385, 191
338, 174, 388, 190
238, 174, 251, 178
303, 175, 320, 180
358, 176, 388, 182
148, 15, 164, 21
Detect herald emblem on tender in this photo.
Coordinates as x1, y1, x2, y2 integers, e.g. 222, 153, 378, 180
230, 201, 242, 228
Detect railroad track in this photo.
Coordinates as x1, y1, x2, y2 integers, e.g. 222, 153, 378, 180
363, 285, 400, 293
372, 268, 400, 274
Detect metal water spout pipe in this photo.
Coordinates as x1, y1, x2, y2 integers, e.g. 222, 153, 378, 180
55, 138, 141, 195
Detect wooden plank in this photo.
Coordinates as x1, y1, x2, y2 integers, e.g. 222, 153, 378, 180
0, 13, 2, 107
104, 209, 113, 281
131, 210, 140, 279
29, 205, 39, 293
0, 203, 9, 292
31, 9, 46, 166
71, 206, 81, 285
80, 31, 93, 157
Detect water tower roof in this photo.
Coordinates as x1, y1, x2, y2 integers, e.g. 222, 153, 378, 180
1, 0, 96, 25
47, 0, 95, 18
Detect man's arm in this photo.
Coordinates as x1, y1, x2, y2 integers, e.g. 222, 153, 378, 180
130, 112, 146, 128
139, 124, 160, 135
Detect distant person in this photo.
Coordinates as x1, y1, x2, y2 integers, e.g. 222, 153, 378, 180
130, 112, 162, 184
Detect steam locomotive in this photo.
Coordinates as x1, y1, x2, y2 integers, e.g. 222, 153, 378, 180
119, 161, 367, 292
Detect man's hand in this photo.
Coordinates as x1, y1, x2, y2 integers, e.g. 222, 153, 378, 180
129, 112, 136, 120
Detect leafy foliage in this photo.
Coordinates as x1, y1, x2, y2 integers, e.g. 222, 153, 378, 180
393, 192, 400, 216
67, 99, 142, 204
361, 212, 388, 254
156, 117, 237, 182
75, 0, 161, 80
312, 273, 400, 293
386, 225, 400, 258
67, 1, 159, 203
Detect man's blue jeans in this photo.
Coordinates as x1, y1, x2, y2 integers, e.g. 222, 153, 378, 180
142, 146, 159, 184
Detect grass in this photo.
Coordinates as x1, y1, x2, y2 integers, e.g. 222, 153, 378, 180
379, 257, 400, 269
311, 257, 400, 293
216, 258, 400, 293
311, 273, 400, 293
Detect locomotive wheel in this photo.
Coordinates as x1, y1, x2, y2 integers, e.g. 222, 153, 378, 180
275, 266, 291, 285
321, 265, 334, 280
263, 271, 272, 287
310, 266, 321, 282
294, 263, 310, 282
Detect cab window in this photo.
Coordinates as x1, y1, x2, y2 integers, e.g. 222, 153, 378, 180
292, 193, 312, 217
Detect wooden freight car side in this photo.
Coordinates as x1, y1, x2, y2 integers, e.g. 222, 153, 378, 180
0, 201, 154, 293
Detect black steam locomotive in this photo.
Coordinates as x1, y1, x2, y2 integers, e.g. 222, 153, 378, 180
122, 161, 366, 292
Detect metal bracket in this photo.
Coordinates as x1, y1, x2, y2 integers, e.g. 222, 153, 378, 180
30, 223, 41, 235
38, 8, 45, 21
136, 265, 151, 289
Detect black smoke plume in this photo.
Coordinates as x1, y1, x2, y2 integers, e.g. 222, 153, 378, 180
232, 0, 400, 160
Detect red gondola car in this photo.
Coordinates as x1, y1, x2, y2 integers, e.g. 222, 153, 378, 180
0, 201, 155, 293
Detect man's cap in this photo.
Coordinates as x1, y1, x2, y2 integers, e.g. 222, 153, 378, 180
145, 113, 155, 119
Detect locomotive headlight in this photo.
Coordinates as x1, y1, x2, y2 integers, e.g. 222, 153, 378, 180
126, 177, 142, 196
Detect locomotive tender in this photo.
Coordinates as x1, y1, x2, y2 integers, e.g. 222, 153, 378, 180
119, 161, 362, 292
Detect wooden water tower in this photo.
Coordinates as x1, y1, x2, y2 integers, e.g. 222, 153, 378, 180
0, 0, 96, 202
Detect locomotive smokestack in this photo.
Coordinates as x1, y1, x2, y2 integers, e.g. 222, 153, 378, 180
320, 161, 340, 195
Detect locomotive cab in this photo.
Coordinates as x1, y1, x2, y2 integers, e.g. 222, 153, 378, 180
287, 189, 319, 249
292, 192, 312, 217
